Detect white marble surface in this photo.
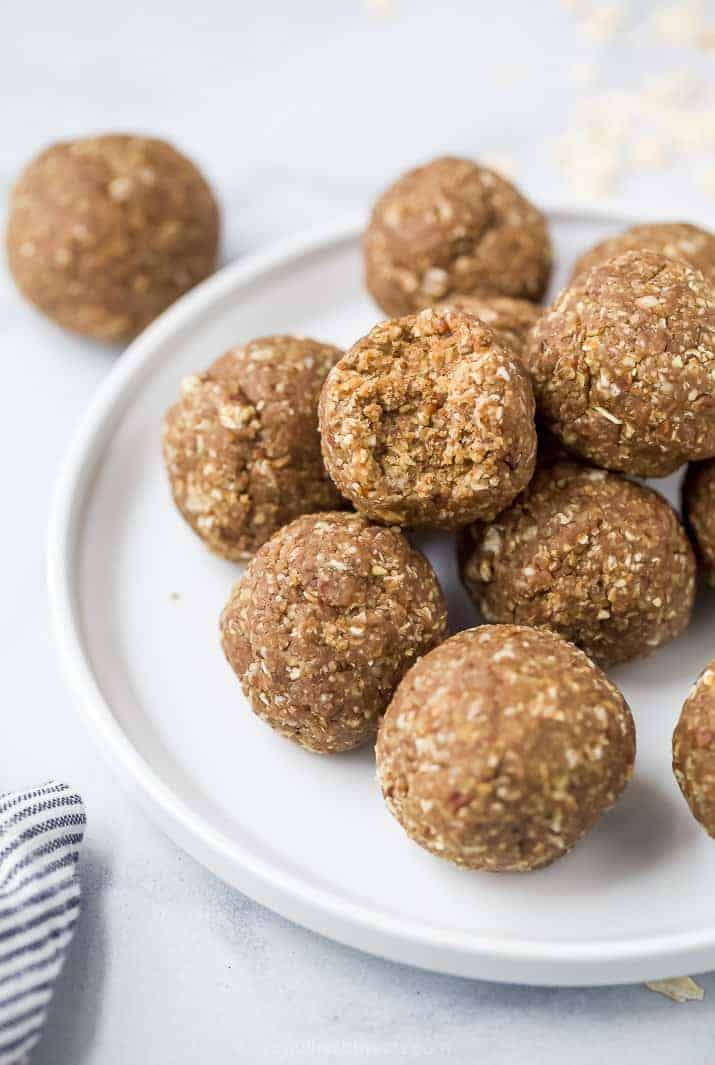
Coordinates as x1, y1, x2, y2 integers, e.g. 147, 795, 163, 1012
4, 0, 715, 1060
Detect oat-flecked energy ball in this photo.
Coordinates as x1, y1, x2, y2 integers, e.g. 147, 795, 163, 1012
460, 460, 695, 668
364, 156, 552, 317
673, 660, 715, 836
220, 512, 448, 753
526, 250, 715, 476
436, 294, 541, 363
571, 222, 715, 286
683, 459, 715, 586
319, 307, 537, 529
7, 134, 219, 341
163, 336, 343, 560
376, 625, 635, 871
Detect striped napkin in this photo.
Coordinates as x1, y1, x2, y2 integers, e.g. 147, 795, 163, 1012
0, 783, 85, 1064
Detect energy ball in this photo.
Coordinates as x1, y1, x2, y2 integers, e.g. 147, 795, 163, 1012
526, 250, 715, 477
376, 625, 635, 872
319, 307, 537, 529
673, 660, 715, 837
364, 156, 552, 317
460, 459, 695, 668
571, 222, 715, 286
683, 459, 715, 587
7, 134, 219, 341
163, 336, 343, 560
220, 512, 448, 753
436, 294, 541, 363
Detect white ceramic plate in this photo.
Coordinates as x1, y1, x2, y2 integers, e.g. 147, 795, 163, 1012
49, 206, 715, 987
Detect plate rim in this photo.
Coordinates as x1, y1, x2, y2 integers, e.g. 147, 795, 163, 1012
47, 201, 715, 986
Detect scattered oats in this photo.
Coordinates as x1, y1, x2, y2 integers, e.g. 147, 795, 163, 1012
569, 59, 598, 85
364, 0, 396, 18
646, 976, 704, 1003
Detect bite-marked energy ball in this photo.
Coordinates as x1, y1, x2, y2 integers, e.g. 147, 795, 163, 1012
163, 336, 344, 560
673, 661, 715, 836
7, 134, 219, 341
526, 250, 715, 476
571, 222, 715, 286
376, 625, 635, 872
460, 459, 695, 668
436, 294, 541, 363
683, 459, 715, 586
220, 512, 448, 753
364, 156, 552, 317
319, 307, 537, 529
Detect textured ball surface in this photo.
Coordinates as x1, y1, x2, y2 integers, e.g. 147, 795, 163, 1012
220, 512, 448, 753
319, 307, 537, 529
376, 625, 635, 871
526, 250, 715, 476
163, 336, 343, 560
460, 459, 695, 667
364, 156, 551, 317
7, 134, 219, 341
571, 222, 715, 286
683, 459, 715, 587
674, 661, 715, 837
436, 293, 541, 363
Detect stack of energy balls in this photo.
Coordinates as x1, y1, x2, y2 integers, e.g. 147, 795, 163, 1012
7, 132, 715, 870
19, 139, 711, 874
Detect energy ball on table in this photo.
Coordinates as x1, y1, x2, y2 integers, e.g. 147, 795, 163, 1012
319, 307, 537, 529
376, 625, 635, 872
460, 459, 695, 668
683, 459, 715, 586
436, 294, 541, 363
673, 661, 715, 837
364, 156, 552, 317
571, 222, 715, 286
6, 134, 219, 342
526, 250, 715, 477
220, 512, 448, 753
163, 336, 343, 560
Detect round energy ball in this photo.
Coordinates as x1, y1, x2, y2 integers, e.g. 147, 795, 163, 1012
683, 459, 715, 586
220, 512, 448, 753
571, 222, 715, 286
460, 459, 696, 668
7, 134, 219, 341
163, 335, 343, 560
526, 250, 715, 476
376, 625, 635, 872
319, 307, 537, 529
673, 660, 715, 837
436, 294, 541, 363
364, 156, 552, 317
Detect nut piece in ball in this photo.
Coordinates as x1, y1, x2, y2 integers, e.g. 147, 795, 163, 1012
571, 222, 715, 286
460, 459, 695, 668
683, 459, 715, 587
436, 294, 541, 363
163, 336, 344, 560
220, 512, 448, 753
364, 156, 552, 317
526, 250, 715, 476
673, 661, 715, 837
319, 307, 537, 529
7, 134, 219, 341
376, 625, 635, 871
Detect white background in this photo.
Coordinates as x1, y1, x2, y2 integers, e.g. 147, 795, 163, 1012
3, 0, 715, 1061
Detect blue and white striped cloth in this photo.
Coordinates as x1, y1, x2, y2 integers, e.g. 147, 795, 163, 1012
0, 783, 84, 1064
